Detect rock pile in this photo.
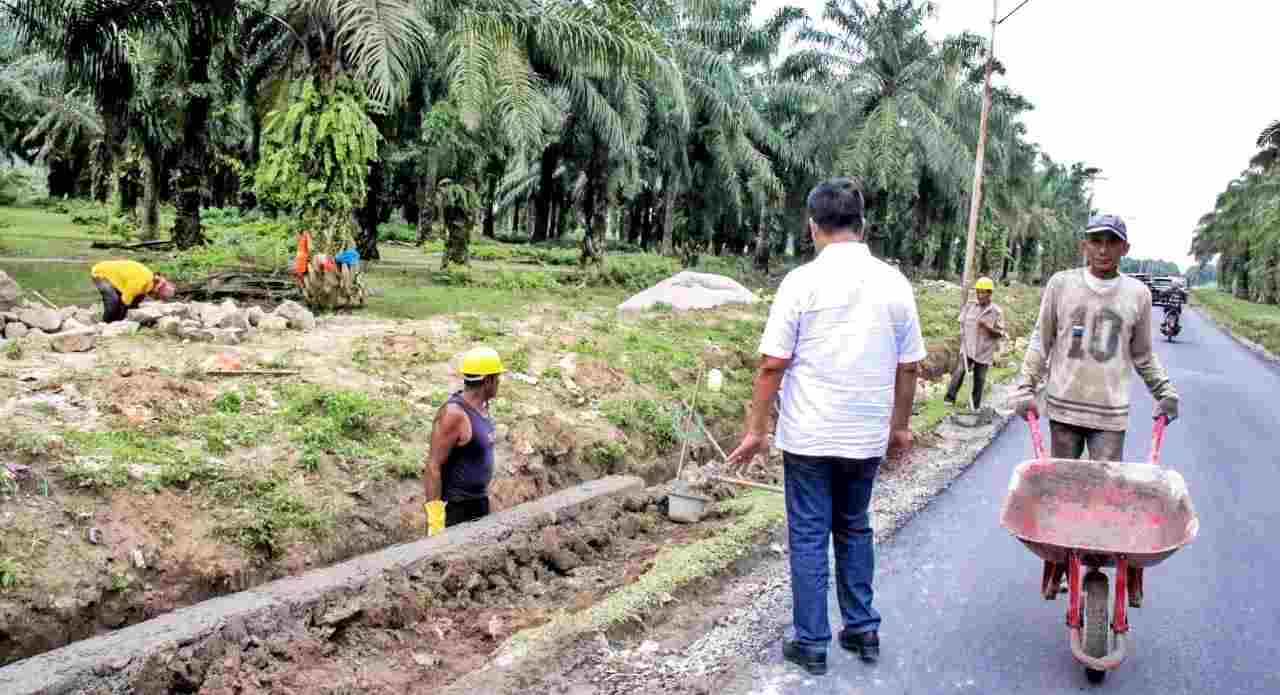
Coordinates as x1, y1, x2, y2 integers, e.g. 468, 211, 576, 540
0, 281, 317, 353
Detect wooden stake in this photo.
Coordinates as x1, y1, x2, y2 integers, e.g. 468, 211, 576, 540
29, 290, 59, 310
204, 369, 300, 377
708, 474, 783, 494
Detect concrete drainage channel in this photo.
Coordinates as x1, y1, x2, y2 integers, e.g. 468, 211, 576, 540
0, 475, 651, 695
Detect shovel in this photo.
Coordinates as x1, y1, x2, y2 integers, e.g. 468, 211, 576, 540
684, 400, 783, 495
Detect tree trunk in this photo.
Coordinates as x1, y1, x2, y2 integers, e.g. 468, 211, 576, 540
660, 183, 676, 256
442, 203, 470, 268
483, 174, 498, 238
416, 173, 436, 244
910, 187, 930, 272
171, 5, 216, 250
139, 141, 163, 241
511, 199, 522, 237
94, 108, 127, 210
532, 146, 558, 242
46, 155, 77, 198
753, 214, 770, 272
356, 155, 384, 260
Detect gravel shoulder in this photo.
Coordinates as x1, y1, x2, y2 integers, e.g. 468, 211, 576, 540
473, 380, 1023, 695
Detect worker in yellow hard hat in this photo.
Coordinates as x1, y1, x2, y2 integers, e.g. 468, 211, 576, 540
945, 277, 1005, 411
90, 259, 176, 323
423, 346, 504, 536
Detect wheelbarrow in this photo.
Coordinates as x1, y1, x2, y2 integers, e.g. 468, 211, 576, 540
998, 411, 1199, 683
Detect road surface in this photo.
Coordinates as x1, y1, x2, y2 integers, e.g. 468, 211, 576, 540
731, 307, 1280, 694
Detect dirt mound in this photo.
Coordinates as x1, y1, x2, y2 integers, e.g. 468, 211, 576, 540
617, 272, 758, 312
99, 372, 214, 421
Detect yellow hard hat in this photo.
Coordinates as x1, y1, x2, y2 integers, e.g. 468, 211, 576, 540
975, 277, 995, 291
461, 346, 504, 378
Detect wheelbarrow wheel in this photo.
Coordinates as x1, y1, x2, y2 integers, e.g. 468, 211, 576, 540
1084, 570, 1109, 683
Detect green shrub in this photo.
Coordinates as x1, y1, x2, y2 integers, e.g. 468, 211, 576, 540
600, 398, 677, 450
0, 168, 33, 206
588, 254, 681, 289
154, 220, 298, 279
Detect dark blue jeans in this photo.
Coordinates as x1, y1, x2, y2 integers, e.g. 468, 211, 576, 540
784, 451, 881, 653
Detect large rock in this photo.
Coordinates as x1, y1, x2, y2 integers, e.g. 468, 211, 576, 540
179, 322, 215, 342
101, 321, 141, 337
273, 300, 316, 331
616, 271, 759, 313
198, 302, 229, 328
257, 315, 289, 332
127, 306, 165, 327
73, 309, 100, 326
156, 316, 182, 336
19, 307, 63, 333
216, 309, 251, 331
25, 329, 52, 349
208, 328, 244, 346
0, 270, 20, 310
246, 306, 267, 327
4, 322, 28, 340
60, 318, 89, 333
50, 328, 97, 353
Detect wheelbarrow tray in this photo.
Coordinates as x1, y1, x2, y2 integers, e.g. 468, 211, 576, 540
999, 458, 1199, 568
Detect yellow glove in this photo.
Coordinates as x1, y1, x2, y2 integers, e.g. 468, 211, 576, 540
424, 500, 446, 537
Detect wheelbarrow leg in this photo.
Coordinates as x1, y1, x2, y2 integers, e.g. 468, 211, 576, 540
1112, 556, 1130, 634
1042, 560, 1066, 601
1128, 564, 1144, 608
1065, 554, 1082, 628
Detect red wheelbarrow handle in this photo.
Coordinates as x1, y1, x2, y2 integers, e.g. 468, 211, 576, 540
1024, 412, 1171, 466
1024, 411, 1047, 461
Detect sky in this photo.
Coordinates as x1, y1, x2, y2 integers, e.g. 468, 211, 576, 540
752, 0, 1280, 269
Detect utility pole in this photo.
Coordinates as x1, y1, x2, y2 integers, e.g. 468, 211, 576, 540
960, 0, 1039, 299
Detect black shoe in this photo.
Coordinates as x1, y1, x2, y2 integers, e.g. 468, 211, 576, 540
782, 640, 827, 675
839, 629, 880, 663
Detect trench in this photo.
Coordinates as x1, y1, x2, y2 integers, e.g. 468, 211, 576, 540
0, 435, 718, 672
10, 481, 773, 695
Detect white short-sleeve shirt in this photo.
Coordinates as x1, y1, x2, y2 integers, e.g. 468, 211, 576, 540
758, 241, 927, 459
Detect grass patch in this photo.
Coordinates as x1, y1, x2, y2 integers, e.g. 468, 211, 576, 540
277, 384, 420, 474
600, 398, 678, 451
0, 205, 102, 258
1192, 288, 1280, 355
500, 490, 784, 656
0, 557, 21, 590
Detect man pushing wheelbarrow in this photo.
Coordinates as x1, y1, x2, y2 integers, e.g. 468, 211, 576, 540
1006, 214, 1194, 683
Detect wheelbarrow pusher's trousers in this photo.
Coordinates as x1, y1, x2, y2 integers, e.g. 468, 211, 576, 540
1044, 419, 1142, 607
1049, 420, 1126, 463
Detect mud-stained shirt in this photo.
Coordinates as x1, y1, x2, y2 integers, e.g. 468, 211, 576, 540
1017, 268, 1177, 432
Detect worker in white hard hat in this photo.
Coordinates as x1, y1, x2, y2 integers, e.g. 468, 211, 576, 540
946, 276, 1005, 410
423, 346, 503, 536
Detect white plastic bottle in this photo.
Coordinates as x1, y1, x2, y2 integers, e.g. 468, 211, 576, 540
707, 368, 724, 392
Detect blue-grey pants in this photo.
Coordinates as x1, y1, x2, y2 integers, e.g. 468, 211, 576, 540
784, 451, 882, 654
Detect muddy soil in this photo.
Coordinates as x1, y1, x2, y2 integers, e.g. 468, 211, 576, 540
0, 305, 691, 666
90, 488, 762, 695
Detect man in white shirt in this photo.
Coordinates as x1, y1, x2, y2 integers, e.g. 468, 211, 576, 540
728, 178, 926, 676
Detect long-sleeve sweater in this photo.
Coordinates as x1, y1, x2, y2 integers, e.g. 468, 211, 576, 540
1017, 268, 1178, 432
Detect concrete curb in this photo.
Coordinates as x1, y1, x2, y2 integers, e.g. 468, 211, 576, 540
0, 475, 645, 695
1191, 305, 1280, 365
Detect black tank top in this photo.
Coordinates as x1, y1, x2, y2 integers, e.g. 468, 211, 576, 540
442, 392, 495, 501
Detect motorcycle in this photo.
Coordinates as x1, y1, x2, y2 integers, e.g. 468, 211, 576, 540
1160, 298, 1182, 342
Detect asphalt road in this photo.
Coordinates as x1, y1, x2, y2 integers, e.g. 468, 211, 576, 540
734, 308, 1280, 694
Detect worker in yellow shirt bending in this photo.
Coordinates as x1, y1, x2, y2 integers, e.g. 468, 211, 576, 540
90, 260, 176, 323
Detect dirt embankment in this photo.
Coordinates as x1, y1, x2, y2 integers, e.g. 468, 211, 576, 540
81, 487, 765, 695
0, 306, 725, 667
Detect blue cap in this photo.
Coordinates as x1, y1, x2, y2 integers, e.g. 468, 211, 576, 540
1084, 214, 1128, 242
